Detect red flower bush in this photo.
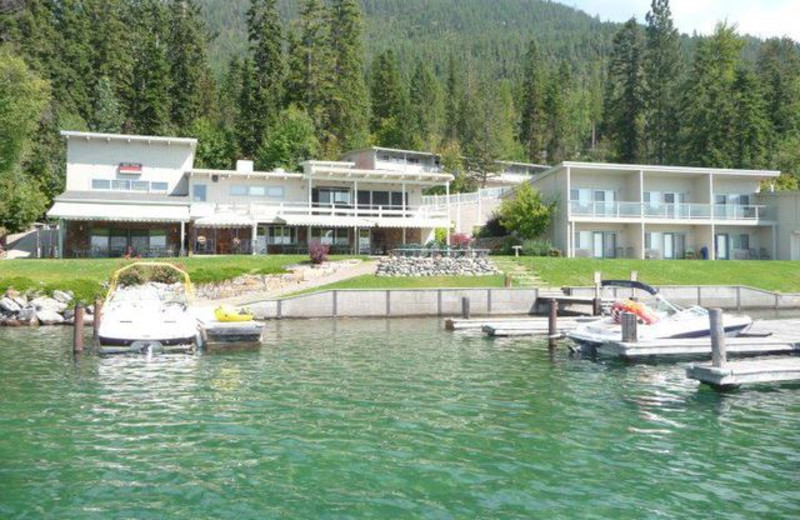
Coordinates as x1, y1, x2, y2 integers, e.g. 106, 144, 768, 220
309, 241, 330, 265
451, 233, 472, 248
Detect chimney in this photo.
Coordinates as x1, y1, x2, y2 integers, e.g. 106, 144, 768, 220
236, 160, 254, 173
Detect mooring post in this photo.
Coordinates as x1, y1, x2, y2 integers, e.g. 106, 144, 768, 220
504, 274, 512, 288
73, 302, 85, 354
709, 308, 727, 368
93, 298, 102, 338
462, 297, 471, 319
548, 298, 558, 349
621, 312, 638, 343
593, 271, 602, 316
630, 270, 638, 299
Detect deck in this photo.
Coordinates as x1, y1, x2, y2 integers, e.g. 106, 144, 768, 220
687, 358, 800, 388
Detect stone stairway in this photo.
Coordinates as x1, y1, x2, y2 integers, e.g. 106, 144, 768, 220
495, 258, 551, 289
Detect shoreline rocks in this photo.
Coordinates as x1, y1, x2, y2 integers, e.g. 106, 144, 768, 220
0, 289, 88, 327
377, 256, 499, 277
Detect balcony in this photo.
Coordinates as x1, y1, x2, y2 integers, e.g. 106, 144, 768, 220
569, 201, 770, 222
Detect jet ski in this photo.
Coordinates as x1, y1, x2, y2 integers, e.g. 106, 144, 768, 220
567, 280, 753, 347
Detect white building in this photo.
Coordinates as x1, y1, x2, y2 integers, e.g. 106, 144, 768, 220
530, 162, 781, 260
47, 132, 453, 257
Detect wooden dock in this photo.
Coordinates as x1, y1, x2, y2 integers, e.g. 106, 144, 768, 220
686, 358, 800, 388
445, 316, 597, 331
199, 320, 265, 351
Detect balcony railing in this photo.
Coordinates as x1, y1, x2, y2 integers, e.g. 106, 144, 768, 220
569, 201, 769, 221
193, 201, 449, 221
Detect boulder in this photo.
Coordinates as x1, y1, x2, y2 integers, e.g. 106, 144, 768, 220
52, 290, 73, 304
36, 309, 65, 325
0, 297, 22, 314
16, 308, 36, 324
31, 297, 68, 314
11, 295, 28, 308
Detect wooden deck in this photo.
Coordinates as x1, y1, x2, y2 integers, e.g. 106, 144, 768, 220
199, 320, 265, 351
687, 358, 800, 388
445, 316, 597, 331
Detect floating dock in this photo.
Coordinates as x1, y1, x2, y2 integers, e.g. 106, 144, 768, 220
445, 316, 597, 331
200, 320, 265, 351
687, 358, 800, 388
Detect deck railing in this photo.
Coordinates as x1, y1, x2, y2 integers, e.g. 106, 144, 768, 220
569, 201, 769, 221
192, 201, 449, 221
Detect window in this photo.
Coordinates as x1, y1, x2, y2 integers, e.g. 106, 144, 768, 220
267, 226, 296, 245
131, 181, 149, 191
313, 187, 350, 205
110, 230, 128, 253
735, 234, 750, 251
311, 228, 349, 246
267, 186, 285, 199
357, 191, 371, 206
230, 185, 247, 196
249, 185, 267, 197
112, 179, 131, 190
193, 184, 207, 202
391, 192, 405, 207
151, 182, 168, 192
92, 179, 111, 190
372, 191, 390, 206
150, 230, 167, 249
90, 228, 109, 253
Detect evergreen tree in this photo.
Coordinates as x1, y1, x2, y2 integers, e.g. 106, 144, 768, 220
643, 0, 683, 164
370, 50, 406, 131
236, 58, 261, 158
603, 18, 645, 163
190, 117, 236, 169
168, 0, 211, 132
51, 0, 93, 122
545, 62, 569, 164
284, 0, 332, 138
680, 23, 743, 167
90, 76, 124, 133
256, 105, 320, 171
731, 67, 770, 169
444, 54, 461, 142
327, 0, 370, 155
86, 0, 134, 122
757, 38, 800, 155
129, 1, 172, 135
408, 59, 444, 150
246, 0, 284, 146
520, 40, 547, 163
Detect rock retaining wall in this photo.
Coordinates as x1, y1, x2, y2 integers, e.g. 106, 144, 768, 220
0, 289, 92, 326
377, 256, 499, 277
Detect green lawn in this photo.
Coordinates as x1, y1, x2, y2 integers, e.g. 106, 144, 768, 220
0, 255, 363, 302
284, 274, 509, 298
505, 256, 800, 293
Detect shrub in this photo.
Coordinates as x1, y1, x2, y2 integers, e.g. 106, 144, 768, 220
521, 239, 553, 257
498, 183, 555, 239
548, 248, 562, 257
499, 235, 522, 255
475, 215, 508, 238
309, 242, 329, 264
434, 228, 449, 244
451, 233, 471, 248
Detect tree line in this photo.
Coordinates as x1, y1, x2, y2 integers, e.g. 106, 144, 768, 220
1, 0, 800, 236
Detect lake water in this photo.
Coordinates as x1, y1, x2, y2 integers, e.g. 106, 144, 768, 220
1, 320, 799, 519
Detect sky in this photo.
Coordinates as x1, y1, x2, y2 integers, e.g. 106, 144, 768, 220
569, 0, 800, 40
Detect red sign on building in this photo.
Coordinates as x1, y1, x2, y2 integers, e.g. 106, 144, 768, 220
118, 162, 143, 174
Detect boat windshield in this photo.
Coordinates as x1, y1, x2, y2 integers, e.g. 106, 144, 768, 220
109, 283, 188, 305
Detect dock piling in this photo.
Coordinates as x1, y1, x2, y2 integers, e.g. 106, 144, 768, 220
548, 299, 558, 348
461, 297, 471, 320
621, 312, 638, 343
709, 308, 727, 368
93, 298, 102, 338
593, 272, 602, 316
73, 303, 85, 354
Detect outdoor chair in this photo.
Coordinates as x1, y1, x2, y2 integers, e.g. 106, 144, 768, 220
759, 248, 771, 260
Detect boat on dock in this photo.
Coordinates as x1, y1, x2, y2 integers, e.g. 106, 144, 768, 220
97, 263, 199, 355
568, 280, 753, 348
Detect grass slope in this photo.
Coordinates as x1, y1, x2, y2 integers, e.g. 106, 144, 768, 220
509, 257, 799, 293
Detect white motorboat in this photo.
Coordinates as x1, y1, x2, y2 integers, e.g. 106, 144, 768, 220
567, 280, 753, 347
98, 263, 199, 354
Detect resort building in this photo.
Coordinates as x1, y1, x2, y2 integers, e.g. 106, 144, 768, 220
47, 132, 453, 258
530, 162, 781, 260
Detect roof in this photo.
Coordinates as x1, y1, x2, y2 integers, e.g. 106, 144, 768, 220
497, 160, 550, 170
190, 168, 304, 180
303, 161, 454, 184
55, 191, 190, 204
343, 146, 439, 159
533, 161, 782, 182
276, 215, 374, 228
61, 130, 197, 147
48, 201, 190, 222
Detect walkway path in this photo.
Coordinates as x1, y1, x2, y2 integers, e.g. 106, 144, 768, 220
194, 259, 379, 307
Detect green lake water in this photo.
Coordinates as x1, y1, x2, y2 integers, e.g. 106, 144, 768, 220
1, 319, 799, 519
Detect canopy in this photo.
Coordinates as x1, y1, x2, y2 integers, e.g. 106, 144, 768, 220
601, 280, 659, 296
275, 215, 374, 228
193, 213, 256, 228
374, 217, 450, 229
48, 201, 189, 222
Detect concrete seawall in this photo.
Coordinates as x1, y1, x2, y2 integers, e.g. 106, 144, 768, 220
250, 288, 539, 319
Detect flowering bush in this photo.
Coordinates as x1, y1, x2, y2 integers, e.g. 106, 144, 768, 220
309, 241, 329, 265
451, 233, 472, 248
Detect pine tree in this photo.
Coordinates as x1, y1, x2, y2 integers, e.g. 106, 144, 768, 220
545, 62, 570, 164
87, 0, 134, 123
130, 1, 172, 135
408, 59, 444, 150
246, 0, 284, 147
680, 23, 743, 167
643, 0, 683, 164
236, 58, 261, 158
603, 18, 645, 163
52, 0, 93, 122
444, 54, 461, 142
757, 38, 800, 156
327, 0, 370, 155
369, 50, 411, 148
520, 40, 547, 163
90, 76, 124, 133
169, 0, 211, 132
731, 67, 770, 169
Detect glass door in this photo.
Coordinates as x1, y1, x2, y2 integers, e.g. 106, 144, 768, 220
663, 233, 674, 259
593, 232, 604, 258
359, 230, 371, 255
715, 233, 729, 260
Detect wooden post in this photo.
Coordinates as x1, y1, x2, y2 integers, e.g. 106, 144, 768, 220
621, 312, 638, 343
73, 302, 85, 354
504, 274, 512, 288
548, 298, 558, 348
93, 298, 102, 337
709, 308, 727, 368
461, 297, 471, 319
593, 271, 602, 316
630, 270, 638, 298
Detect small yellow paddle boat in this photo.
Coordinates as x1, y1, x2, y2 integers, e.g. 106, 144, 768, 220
214, 305, 254, 322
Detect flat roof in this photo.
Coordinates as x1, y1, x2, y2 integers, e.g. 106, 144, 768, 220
190, 168, 304, 179
55, 191, 190, 204
534, 161, 781, 182
61, 130, 197, 146
343, 146, 439, 158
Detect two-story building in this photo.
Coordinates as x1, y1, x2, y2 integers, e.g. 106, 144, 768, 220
47, 132, 453, 258
531, 162, 781, 260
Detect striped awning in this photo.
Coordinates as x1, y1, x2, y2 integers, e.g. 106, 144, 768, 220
374, 218, 450, 229
48, 201, 189, 222
194, 213, 256, 228
275, 215, 374, 228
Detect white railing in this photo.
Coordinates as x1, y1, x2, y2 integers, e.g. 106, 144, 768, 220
421, 187, 512, 209
193, 201, 449, 221
569, 201, 770, 221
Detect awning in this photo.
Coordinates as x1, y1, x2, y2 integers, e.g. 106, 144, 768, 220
48, 201, 189, 222
275, 215, 374, 228
194, 213, 256, 228
375, 218, 450, 229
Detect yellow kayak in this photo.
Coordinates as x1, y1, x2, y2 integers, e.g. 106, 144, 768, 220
214, 305, 254, 322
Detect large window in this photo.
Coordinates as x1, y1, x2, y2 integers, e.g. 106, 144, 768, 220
266, 226, 296, 245
150, 230, 167, 249
193, 184, 207, 202
313, 188, 351, 206
92, 178, 169, 193
92, 179, 111, 190
90, 228, 109, 254
311, 228, 349, 246
575, 231, 617, 258
230, 185, 248, 196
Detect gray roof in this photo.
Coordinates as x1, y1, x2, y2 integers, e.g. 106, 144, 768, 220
56, 191, 190, 203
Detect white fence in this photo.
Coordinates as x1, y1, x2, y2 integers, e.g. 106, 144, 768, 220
421, 187, 511, 210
